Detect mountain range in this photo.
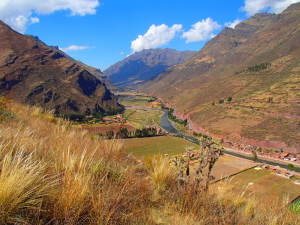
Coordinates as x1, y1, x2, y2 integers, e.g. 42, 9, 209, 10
141, 3, 300, 153
0, 21, 122, 117
104, 48, 196, 87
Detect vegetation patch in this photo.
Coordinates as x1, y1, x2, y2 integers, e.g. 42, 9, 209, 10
122, 136, 197, 157
0, 98, 15, 122
236, 62, 272, 74
164, 107, 187, 126
290, 198, 300, 214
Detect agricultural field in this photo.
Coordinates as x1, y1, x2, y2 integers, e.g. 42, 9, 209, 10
122, 136, 198, 157
211, 155, 257, 180
123, 108, 162, 129
119, 94, 163, 128
218, 168, 300, 204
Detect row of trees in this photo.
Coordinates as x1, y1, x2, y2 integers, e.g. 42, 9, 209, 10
247, 62, 271, 72
166, 108, 188, 126
105, 127, 164, 139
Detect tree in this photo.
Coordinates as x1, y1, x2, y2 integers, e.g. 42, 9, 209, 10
288, 163, 295, 171
219, 99, 224, 104
227, 97, 232, 102
173, 137, 223, 192
251, 150, 258, 162
117, 128, 129, 138
195, 138, 223, 191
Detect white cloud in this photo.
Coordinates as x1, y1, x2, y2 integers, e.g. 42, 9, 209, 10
30, 17, 40, 24
0, 0, 100, 33
182, 18, 221, 43
225, 19, 242, 29
131, 24, 183, 52
60, 45, 92, 52
242, 0, 300, 15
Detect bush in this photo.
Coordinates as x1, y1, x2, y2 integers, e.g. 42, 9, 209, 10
247, 62, 271, 72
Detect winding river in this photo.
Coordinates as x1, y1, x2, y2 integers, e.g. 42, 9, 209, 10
160, 111, 300, 173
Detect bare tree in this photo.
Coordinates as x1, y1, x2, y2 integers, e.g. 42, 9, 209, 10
195, 138, 223, 191
172, 138, 223, 191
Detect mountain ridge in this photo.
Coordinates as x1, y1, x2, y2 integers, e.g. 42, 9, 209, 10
140, 3, 300, 153
0, 21, 123, 116
104, 48, 196, 87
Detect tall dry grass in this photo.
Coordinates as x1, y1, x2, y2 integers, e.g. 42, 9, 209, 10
0, 100, 299, 225
144, 154, 176, 193
0, 102, 154, 225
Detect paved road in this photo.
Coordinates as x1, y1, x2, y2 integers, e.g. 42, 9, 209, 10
160, 111, 300, 173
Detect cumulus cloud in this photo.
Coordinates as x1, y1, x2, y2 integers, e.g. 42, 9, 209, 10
0, 0, 100, 33
60, 45, 92, 52
225, 19, 242, 29
242, 0, 300, 15
182, 18, 221, 43
131, 24, 183, 52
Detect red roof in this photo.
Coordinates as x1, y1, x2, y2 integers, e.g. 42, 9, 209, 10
280, 153, 289, 157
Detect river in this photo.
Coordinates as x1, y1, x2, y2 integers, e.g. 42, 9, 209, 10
160, 111, 300, 172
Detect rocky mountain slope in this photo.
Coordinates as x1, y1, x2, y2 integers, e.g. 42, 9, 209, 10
142, 3, 300, 153
104, 48, 196, 87
0, 21, 122, 116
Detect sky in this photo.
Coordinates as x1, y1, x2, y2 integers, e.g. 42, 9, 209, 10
0, 0, 299, 70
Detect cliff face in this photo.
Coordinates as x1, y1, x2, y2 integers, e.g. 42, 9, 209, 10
104, 48, 196, 87
0, 21, 123, 116
141, 3, 300, 152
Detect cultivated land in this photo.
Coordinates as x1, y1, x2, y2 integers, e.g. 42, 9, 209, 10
122, 136, 198, 157
217, 168, 300, 204
119, 94, 163, 129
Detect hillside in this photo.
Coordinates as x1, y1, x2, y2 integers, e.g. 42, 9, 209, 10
104, 48, 196, 87
141, 3, 300, 153
0, 21, 123, 117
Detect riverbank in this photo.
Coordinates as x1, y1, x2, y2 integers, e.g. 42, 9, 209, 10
160, 110, 300, 173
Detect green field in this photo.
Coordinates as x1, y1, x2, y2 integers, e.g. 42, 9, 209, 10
123, 108, 162, 129
119, 94, 163, 129
122, 136, 198, 157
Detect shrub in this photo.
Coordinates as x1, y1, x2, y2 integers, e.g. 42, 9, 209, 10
247, 62, 271, 72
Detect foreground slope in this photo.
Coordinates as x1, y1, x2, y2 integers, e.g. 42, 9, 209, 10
0, 99, 298, 224
104, 48, 195, 87
142, 3, 300, 153
0, 21, 122, 116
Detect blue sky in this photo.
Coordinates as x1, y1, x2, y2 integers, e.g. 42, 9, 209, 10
1, 0, 299, 70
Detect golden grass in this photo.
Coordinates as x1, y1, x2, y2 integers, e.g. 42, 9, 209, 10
0, 102, 153, 225
145, 155, 176, 193
0, 100, 298, 225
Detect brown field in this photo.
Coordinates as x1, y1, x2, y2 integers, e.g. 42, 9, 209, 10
218, 168, 300, 203
189, 155, 257, 181
211, 155, 258, 180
